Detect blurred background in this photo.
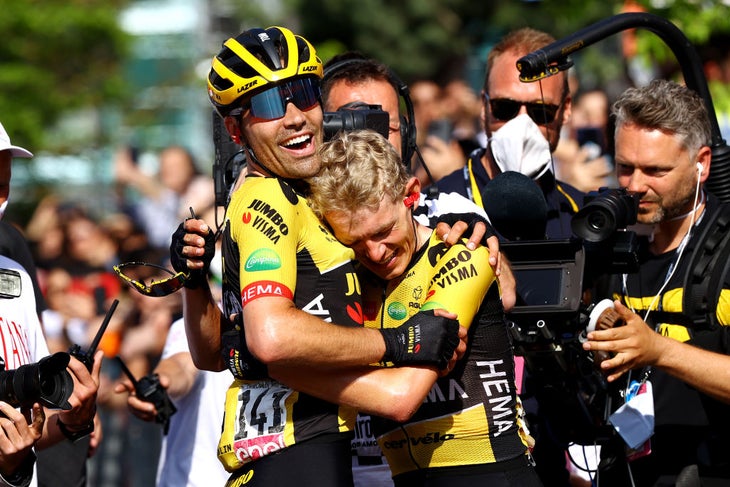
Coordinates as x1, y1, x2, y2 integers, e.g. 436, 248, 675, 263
2, 1, 730, 485
3, 0, 730, 228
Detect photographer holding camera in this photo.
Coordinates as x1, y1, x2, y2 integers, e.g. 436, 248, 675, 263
0, 123, 101, 487
584, 79, 730, 485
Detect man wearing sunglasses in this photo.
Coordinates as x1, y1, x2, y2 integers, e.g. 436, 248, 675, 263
436, 27, 584, 241
435, 28, 588, 487
173, 26, 471, 487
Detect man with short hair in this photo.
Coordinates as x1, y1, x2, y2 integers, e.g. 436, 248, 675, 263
584, 79, 730, 485
436, 27, 584, 239
320, 53, 514, 485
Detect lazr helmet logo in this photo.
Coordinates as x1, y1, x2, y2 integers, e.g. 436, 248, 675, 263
245, 249, 282, 272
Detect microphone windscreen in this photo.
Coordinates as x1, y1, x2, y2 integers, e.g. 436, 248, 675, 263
482, 171, 548, 240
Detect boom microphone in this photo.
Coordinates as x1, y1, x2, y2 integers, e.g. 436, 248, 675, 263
481, 171, 548, 241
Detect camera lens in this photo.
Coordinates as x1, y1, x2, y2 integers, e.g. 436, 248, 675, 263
572, 189, 639, 243
0, 352, 73, 410
586, 210, 610, 233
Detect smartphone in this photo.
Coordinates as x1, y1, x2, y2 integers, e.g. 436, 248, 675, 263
576, 127, 605, 160
576, 127, 605, 149
427, 119, 454, 143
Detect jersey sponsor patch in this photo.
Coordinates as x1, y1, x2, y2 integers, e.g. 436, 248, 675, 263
243, 199, 290, 244
244, 249, 282, 272
241, 280, 293, 306
387, 302, 407, 320
429, 250, 478, 289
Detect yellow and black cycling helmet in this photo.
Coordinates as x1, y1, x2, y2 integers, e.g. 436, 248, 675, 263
207, 26, 323, 117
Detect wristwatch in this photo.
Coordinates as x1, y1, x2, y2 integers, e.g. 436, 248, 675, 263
57, 417, 94, 442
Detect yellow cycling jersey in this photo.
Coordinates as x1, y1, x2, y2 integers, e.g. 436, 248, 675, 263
217, 176, 359, 473
360, 232, 529, 476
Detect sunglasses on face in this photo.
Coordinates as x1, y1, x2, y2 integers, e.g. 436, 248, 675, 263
113, 262, 188, 297
485, 95, 561, 125
230, 77, 321, 121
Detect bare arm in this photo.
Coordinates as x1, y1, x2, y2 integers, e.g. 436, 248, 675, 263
182, 285, 225, 371
267, 314, 467, 421
270, 364, 437, 422
173, 217, 225, 371
584, 300, 730, 403
243, 297, 387, 367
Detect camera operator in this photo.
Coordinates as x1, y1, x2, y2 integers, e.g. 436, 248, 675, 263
585, 79, 730, 485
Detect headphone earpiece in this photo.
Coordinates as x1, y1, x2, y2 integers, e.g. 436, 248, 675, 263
697, 162, 703, 174
394, 81, 417, 166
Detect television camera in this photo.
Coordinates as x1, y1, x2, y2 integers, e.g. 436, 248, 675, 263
501, 187, 640, 446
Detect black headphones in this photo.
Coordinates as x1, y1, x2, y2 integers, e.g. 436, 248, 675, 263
322, 58, 417, 165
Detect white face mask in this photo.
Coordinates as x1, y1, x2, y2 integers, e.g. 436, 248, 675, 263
0, 200, 7, 220
489, 113, 552, 180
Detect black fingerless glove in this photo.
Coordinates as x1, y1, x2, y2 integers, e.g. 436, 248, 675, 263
380, 310, 460, 369
435, 212, 496, 245
169, 221, 216, 289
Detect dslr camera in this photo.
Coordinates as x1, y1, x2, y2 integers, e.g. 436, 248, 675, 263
0, 353, 73, 410
503, 187, 640, 445
323, 103, 389, 141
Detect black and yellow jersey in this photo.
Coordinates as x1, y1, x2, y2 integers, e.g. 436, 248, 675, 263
361, 231, 529, 476
217, 176, 360, 473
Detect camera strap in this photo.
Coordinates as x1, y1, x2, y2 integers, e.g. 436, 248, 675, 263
682, 202, 730, 330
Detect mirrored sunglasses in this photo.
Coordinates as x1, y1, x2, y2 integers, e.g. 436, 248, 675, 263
113, 262, 188, 297
231, 77, 321, 121
486, 95, 560, 126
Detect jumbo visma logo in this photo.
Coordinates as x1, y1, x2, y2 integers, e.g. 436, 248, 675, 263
228, 469, 254, 486
244, 249, 282, 272
387, 302, 407, 320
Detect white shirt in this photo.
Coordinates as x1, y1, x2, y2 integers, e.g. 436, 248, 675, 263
155, 319, 230, 487
0, 255, 50, 487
